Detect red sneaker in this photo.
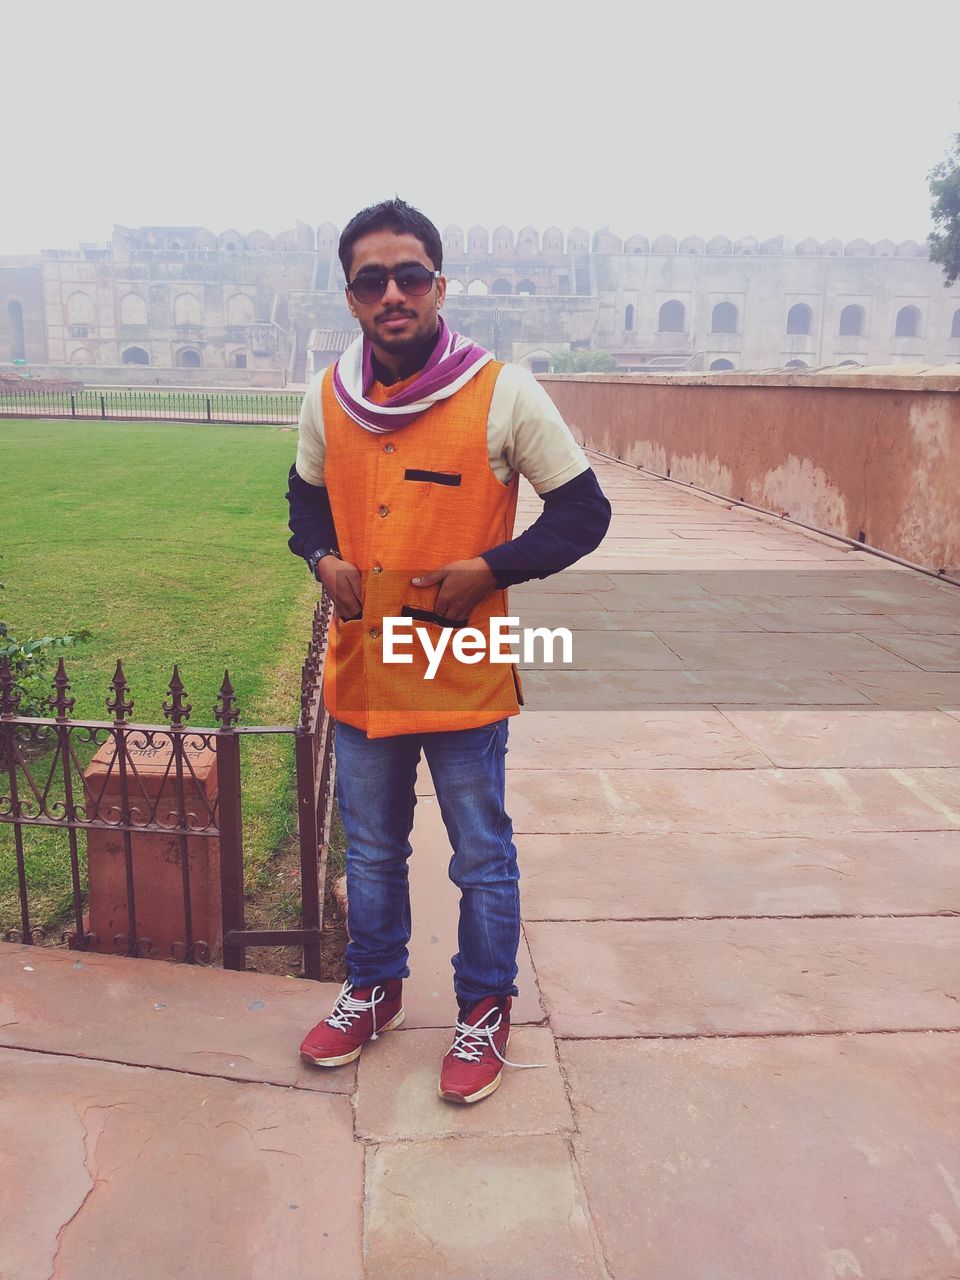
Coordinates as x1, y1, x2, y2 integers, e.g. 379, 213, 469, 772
299, 979, 403, 1067
438, 995, 515, 1104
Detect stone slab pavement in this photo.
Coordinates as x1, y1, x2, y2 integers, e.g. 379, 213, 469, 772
2, 455, 959, 1278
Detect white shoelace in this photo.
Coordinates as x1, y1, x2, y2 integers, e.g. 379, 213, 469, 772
448, 1005, 547, 1070
325, 980, 390, 1040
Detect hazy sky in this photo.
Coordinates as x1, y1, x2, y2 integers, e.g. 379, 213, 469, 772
5, 0, 959, 254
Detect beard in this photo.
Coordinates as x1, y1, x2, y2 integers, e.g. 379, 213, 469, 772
365, 308, 438, 356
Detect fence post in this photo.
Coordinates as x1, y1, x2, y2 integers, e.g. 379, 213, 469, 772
215, 673, 245, 971
205, 395, 212, 423
70, 394, 77, 418
295, 725, 322, 980
100, 393, 106, 419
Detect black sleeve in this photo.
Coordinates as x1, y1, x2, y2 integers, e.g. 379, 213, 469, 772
479, 467, 611, 588
286, 463, 338, 563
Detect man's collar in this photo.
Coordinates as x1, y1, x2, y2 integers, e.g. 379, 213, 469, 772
370, 326, 440, 386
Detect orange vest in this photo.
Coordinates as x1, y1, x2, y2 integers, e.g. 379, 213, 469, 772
321, 360, 523, 738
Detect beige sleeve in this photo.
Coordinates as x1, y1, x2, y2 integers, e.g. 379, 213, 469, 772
487, 363, 589, 494
295, 370, 327, 485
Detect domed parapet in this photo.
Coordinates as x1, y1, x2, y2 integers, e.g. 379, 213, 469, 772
872, 239, 896, 257
652, 233, 677, 255
467, 225, 489, 256
518, 225, 540, 256
680, 234, 705, 254
796, 237, 821, 255
218, 228, 245, 251
193, 229, 217, 251
844, 238, 871, 256
896, 239, 925, 257
567, 226, 590, 254
246, 229, 272, 252
593, 227, 623, 254
762, 235, 795, 255
316, 222, 340, 252
734, 235, 758, 255
542, 226, 565, 254
492, 225, 515, 254
273, 228, 299, 252
625, 234, 649, 254
443, 224, 465, 256
706, 235, 732, 255
822, 237, 843, 257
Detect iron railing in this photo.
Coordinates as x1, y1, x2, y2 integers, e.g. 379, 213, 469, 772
0, 387, 301, 426
0, 598, 334, 978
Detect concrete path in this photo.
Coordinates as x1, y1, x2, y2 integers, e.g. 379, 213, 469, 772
2, 456, 959, 1278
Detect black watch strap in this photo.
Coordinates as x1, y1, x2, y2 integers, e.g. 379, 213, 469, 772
307, 548, 340, 576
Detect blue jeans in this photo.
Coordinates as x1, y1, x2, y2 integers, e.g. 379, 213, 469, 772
333, 718, 520, 1003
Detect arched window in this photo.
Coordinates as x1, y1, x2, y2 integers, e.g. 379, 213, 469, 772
952, 309, 960, 339
839, 305, 865, 337
786, 303, 813, 335
176, 348, 201, 368
7, 300, 25, 360
69, 347, 91, 364
709, 358, 734, 371
174, 293, 202, 326
710, 302, 738, 334
66, 291, 93, 325
226, 293, 255, 326
785, 359, 808, 369
658, 300, 685, 333
232, 351, 247, 368
491, 279, 512, 295
446, 280, 464, 295
119, 293, 148, 326
516, 280, 535, 295
466, 279, 488, 296
895, 305, 920, 338
121, 346, 149, 365
624, 304, 635, 331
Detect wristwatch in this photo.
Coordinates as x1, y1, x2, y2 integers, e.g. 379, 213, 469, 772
307, 548, 340, 578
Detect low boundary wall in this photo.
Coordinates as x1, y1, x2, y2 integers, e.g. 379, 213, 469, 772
540, 370, 960, 576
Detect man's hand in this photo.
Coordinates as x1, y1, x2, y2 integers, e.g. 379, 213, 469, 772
411, 557, 497, 621
316, 556, 363, 621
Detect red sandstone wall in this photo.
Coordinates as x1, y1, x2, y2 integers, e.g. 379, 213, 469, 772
540, 372, 960, 576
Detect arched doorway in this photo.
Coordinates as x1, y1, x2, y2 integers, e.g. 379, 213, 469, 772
7, 300, 26, 360
176, 348, 202, 368
121, 346, 150, 365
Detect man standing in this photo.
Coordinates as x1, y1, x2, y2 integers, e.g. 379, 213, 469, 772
287, 199, 609, 1103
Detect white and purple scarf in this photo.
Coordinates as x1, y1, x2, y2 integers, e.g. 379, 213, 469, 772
332, 317, 492, 434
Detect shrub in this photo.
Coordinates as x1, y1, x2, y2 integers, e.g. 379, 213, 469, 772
0, 573, 88, 717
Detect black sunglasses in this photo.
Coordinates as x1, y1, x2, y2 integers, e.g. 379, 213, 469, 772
347, 264, 440, 304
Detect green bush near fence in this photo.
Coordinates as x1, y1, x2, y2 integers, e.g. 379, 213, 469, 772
0, 417, 317, 936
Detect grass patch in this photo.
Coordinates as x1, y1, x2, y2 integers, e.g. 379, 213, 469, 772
0, 417, 319, 935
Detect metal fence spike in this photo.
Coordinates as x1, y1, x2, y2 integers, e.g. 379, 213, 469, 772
163, 664, 192, 726
49, 657, 76, 720
107, 659, 134, 723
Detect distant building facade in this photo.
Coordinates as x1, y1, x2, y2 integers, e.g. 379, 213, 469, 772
2, 223, 959, 383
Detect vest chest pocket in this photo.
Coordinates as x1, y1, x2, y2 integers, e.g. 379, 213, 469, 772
403, 469, 462, 487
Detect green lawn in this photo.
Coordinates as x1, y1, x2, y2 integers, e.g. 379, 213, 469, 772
0, 417, 319, 935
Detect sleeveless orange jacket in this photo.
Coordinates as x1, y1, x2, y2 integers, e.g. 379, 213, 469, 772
320, 360, 523, 738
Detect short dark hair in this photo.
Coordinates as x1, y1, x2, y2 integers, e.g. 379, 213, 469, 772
338, 198, 443, 278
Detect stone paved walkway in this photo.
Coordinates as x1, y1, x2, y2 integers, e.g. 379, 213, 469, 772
2, 455, 959, 1279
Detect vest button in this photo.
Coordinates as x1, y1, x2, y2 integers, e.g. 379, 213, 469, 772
368, 627, 380, 639
378, 504, 389, 517
372, 563, 383, 574
384, 442, 396, 453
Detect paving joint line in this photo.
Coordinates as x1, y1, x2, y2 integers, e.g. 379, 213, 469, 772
525, 911, 960, 923
0, 1040, 356, 1093
553, 1026, 960, 1043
